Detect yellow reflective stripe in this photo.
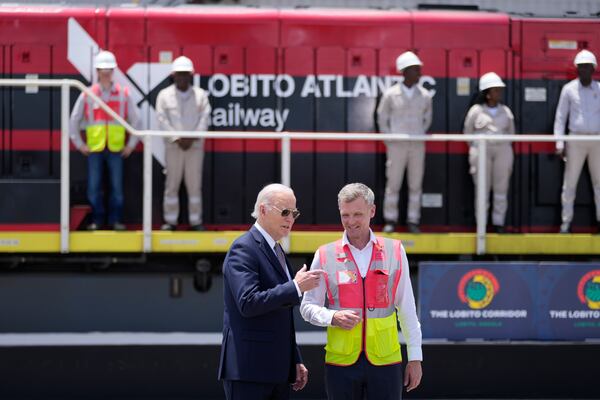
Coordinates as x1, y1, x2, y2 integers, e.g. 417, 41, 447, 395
365, 314, 402, 365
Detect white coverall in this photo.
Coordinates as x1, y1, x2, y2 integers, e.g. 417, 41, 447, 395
377, 83, 433, 225
464, 103, 515, 227
156, 84, 211, 226
554, 79, 600, 226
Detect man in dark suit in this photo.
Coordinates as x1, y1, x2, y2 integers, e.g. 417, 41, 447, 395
219, 183, 323, 400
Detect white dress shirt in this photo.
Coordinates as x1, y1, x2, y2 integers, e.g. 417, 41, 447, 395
554, 79, 600, 150
253, 222, 301, 297
300, 229, 423, 361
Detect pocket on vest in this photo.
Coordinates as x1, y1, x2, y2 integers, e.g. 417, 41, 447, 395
366, 269, 390, 308
337, 270, 362, 308
325, 325, 359, 355
367, 315, 400, 358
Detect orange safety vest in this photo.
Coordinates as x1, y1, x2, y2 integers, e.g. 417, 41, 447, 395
319, 237, 403, 366
83, 83, 129, 152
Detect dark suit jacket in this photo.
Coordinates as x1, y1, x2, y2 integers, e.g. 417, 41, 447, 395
218, 226, 302, 384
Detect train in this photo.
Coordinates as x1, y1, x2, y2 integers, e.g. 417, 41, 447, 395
0, 9, 599, 400
1, 5, 599, 235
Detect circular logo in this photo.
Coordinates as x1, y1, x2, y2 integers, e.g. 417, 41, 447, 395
577, 270, 600, 310
458, 269, 500, 309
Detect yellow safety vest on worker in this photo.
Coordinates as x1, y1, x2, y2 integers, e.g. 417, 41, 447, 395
318, 237, 403, 366
84, 83, 128, 152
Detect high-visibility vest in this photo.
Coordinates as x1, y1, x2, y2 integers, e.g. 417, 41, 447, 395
84, 83, 128, 152
318, 237, 403, 366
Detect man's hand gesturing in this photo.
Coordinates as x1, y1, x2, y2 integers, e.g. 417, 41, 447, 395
294, 265, 324, 293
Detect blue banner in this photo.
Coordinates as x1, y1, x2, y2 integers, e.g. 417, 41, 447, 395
419, 262, 538, 340
538, 263, 600, 340
419, 262, 600, 340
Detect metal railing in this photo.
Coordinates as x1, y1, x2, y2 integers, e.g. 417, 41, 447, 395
1, 78, 598, 255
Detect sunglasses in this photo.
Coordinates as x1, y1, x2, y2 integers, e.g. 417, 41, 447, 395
271, 205, 301, 220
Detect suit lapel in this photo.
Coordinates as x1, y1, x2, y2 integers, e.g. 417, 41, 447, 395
250, 226, 288, 281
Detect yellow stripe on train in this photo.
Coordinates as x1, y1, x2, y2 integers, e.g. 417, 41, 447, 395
0, 231, 599, 255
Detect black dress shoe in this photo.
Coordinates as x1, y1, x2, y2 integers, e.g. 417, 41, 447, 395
493, 225, 505, 234
86, 223, 99, 231
190, 224, 206, 231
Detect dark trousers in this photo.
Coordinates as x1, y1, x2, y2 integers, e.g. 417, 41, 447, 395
223, 379, 290, 400
87, 150, 124, 225
325, 353, 403, 400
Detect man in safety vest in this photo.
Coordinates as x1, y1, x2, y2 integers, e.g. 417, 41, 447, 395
300, 183, 422, 399
156, 56, 211, 231
69, 50, 141, 231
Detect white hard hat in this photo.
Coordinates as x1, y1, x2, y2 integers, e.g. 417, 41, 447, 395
94, 50, 117, 69
396, 51, 423, 72
479, 72, 505, 91
172, 56, 194, 73
574, 49, 597, 68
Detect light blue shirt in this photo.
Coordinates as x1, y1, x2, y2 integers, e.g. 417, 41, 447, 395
554, 79, 600, 149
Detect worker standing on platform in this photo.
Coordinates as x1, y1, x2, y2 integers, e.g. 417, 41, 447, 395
69, 50, 141, 231
463, 72, 516, 233
300, 183, 422, 400
378, 51, 432, 234
156, 56, 211, 231
554, 49, 600, 233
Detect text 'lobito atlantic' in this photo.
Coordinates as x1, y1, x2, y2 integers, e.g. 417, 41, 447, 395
204, 73, 436, 131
